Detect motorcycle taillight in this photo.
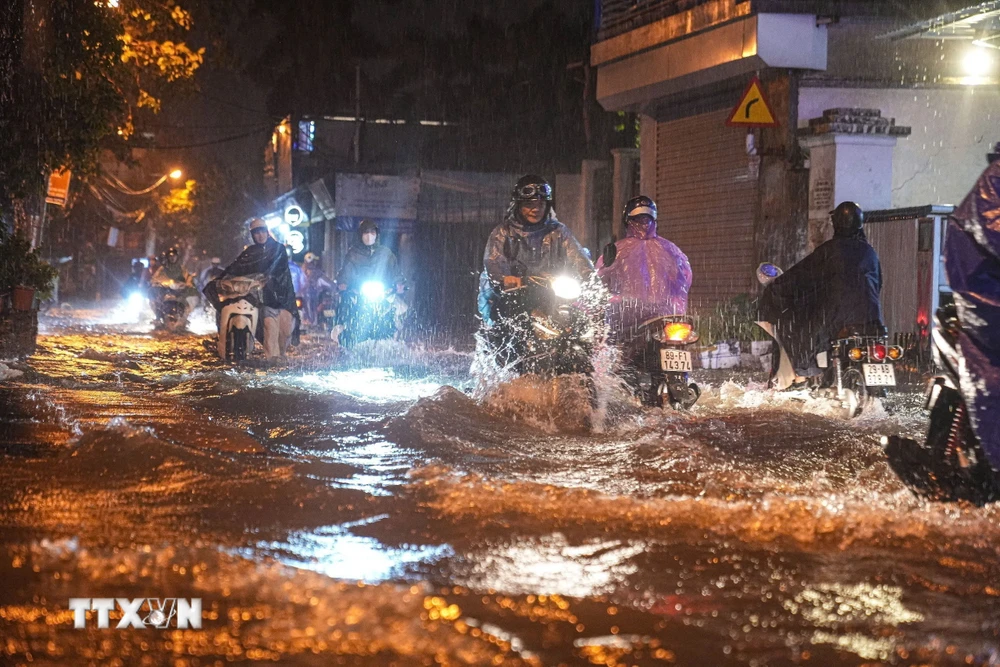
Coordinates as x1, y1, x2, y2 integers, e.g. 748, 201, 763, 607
871, 344, 887, 361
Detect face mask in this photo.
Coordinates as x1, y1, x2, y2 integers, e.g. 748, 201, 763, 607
362, 232, 377, 246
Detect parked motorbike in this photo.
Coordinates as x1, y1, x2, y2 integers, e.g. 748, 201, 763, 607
756, 263, 902, 417
151, 277, 192, 333
625, 315, 701, 409
335, 280, 404, 348
883, 301, 1000, 504
213, 274, 266, 361
487, 274, 598, 377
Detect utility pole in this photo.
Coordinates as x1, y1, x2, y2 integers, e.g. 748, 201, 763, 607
354, 64, 361, 166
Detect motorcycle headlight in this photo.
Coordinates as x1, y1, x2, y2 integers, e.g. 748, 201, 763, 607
664, 321, 694, 343
361, 281, 386, 302
127, 292, 144, 309
551, 276, 582, 300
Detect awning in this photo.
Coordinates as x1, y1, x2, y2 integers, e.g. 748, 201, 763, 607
881, 1, 1000, 48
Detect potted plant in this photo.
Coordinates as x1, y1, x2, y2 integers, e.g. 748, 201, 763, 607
0, 229, 57, 311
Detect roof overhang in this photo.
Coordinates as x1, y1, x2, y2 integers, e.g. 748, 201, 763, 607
595, 13, 827, 112
881, 1, 1000, 48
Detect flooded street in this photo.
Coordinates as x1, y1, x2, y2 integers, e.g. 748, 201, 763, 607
2, 311, 1000, 666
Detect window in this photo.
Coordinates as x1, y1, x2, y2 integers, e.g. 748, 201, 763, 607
296, 121, 315, 152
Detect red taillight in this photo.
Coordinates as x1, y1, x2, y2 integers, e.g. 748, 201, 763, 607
664, 322, 693, 342
871, 344, 887, 361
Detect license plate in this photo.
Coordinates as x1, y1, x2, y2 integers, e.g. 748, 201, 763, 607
323, 310, 335, 317
863, 363, 896, 386
661, 349, 692, 372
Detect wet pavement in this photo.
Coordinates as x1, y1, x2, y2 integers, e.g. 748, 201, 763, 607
1, 304, 1000, 665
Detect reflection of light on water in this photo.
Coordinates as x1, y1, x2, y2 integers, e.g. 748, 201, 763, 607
784, 582, 924, 660
454, 534, 643, 597
275, 518, 452, 583
294, 368, 442, 402
187, 307, 219, 336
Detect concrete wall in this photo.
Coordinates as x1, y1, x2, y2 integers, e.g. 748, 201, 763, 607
799, 87, 1000, 208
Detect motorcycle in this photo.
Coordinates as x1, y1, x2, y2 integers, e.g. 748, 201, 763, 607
625, 315, 701, 409
151, 277, 193, 333
335, 280, 404, 348
487, 274, 598, 377
756, 263, 902, 417
315, 287, 337, 334
213, 274, 266, 361
883, 301, 1000, 504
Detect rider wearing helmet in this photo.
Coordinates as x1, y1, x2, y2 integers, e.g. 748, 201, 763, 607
213, 218, 299, 360
597, 195, 692, 337
331, 220, 405, 345
478, 175, 594, 326
759, 201, 884, 380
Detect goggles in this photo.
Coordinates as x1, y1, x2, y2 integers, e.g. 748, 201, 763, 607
515, 183, 552, 201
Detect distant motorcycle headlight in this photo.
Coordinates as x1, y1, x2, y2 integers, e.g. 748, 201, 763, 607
551, 276, 582, 300
127, 291, 144, 309
361, 281, 386, 302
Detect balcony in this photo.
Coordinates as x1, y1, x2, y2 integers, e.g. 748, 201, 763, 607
596, 0, 741, 42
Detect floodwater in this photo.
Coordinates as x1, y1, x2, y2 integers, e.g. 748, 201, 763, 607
1, 303, 999, 666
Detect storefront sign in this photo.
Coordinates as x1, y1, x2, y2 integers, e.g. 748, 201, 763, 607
46, 169, 72, 207
335, 174, 419, 231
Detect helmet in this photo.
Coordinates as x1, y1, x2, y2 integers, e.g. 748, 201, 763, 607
623, 195, 657, 224
165, 246, 179, 262
249, 218, 268, 232
359, 219, 379, 236
304, 252, 319, 263
831, 201, 864, 237
512, 175, 553, 202
989, 141, 1000, 163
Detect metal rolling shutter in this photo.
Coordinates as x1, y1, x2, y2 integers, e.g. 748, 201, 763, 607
655, 109, 758, 312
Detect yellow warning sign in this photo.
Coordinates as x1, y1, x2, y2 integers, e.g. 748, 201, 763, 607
726, 77, 778, 128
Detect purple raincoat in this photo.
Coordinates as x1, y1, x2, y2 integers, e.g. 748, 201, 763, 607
596, 218, 692, 337
945, 159, 1000, 468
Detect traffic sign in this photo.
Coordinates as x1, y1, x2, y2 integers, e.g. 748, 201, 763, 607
726, 77, 778, 128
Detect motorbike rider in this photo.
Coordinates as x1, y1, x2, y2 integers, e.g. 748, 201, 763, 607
121, 259, 146, 300
302, 252, 333, 326
198, 257, 224, 292
596, 195, 692, 338
216, 218, 299, 361
758, 201, 883, 384
478, 174, 594, 327
331, 219, 405, 345
940, 142, 1000, 473
151, 246, 199, 312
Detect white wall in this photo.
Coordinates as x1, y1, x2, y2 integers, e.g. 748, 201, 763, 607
799, 87, 1000, 209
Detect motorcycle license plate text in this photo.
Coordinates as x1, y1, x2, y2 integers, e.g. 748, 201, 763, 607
661, 349, 692, 372
863, 363, 896, 386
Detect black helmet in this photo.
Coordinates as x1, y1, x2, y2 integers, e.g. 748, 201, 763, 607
831, 202, 864, 237
622, 195, 657, 225
165, 246, 179, 262
989, 141, 1000, 164
512, 175, 553, 202
358, 219, 379, 237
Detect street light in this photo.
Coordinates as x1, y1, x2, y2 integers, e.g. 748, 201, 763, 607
104, 167, 184, 196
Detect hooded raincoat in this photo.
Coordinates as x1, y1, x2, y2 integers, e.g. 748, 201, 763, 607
596, 218, 692, 337
759, 228, 883, 376
337, 242, 401, 291
215, 237, 297, 313
944, 159, 1000, 468
478, 205, 594, 324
